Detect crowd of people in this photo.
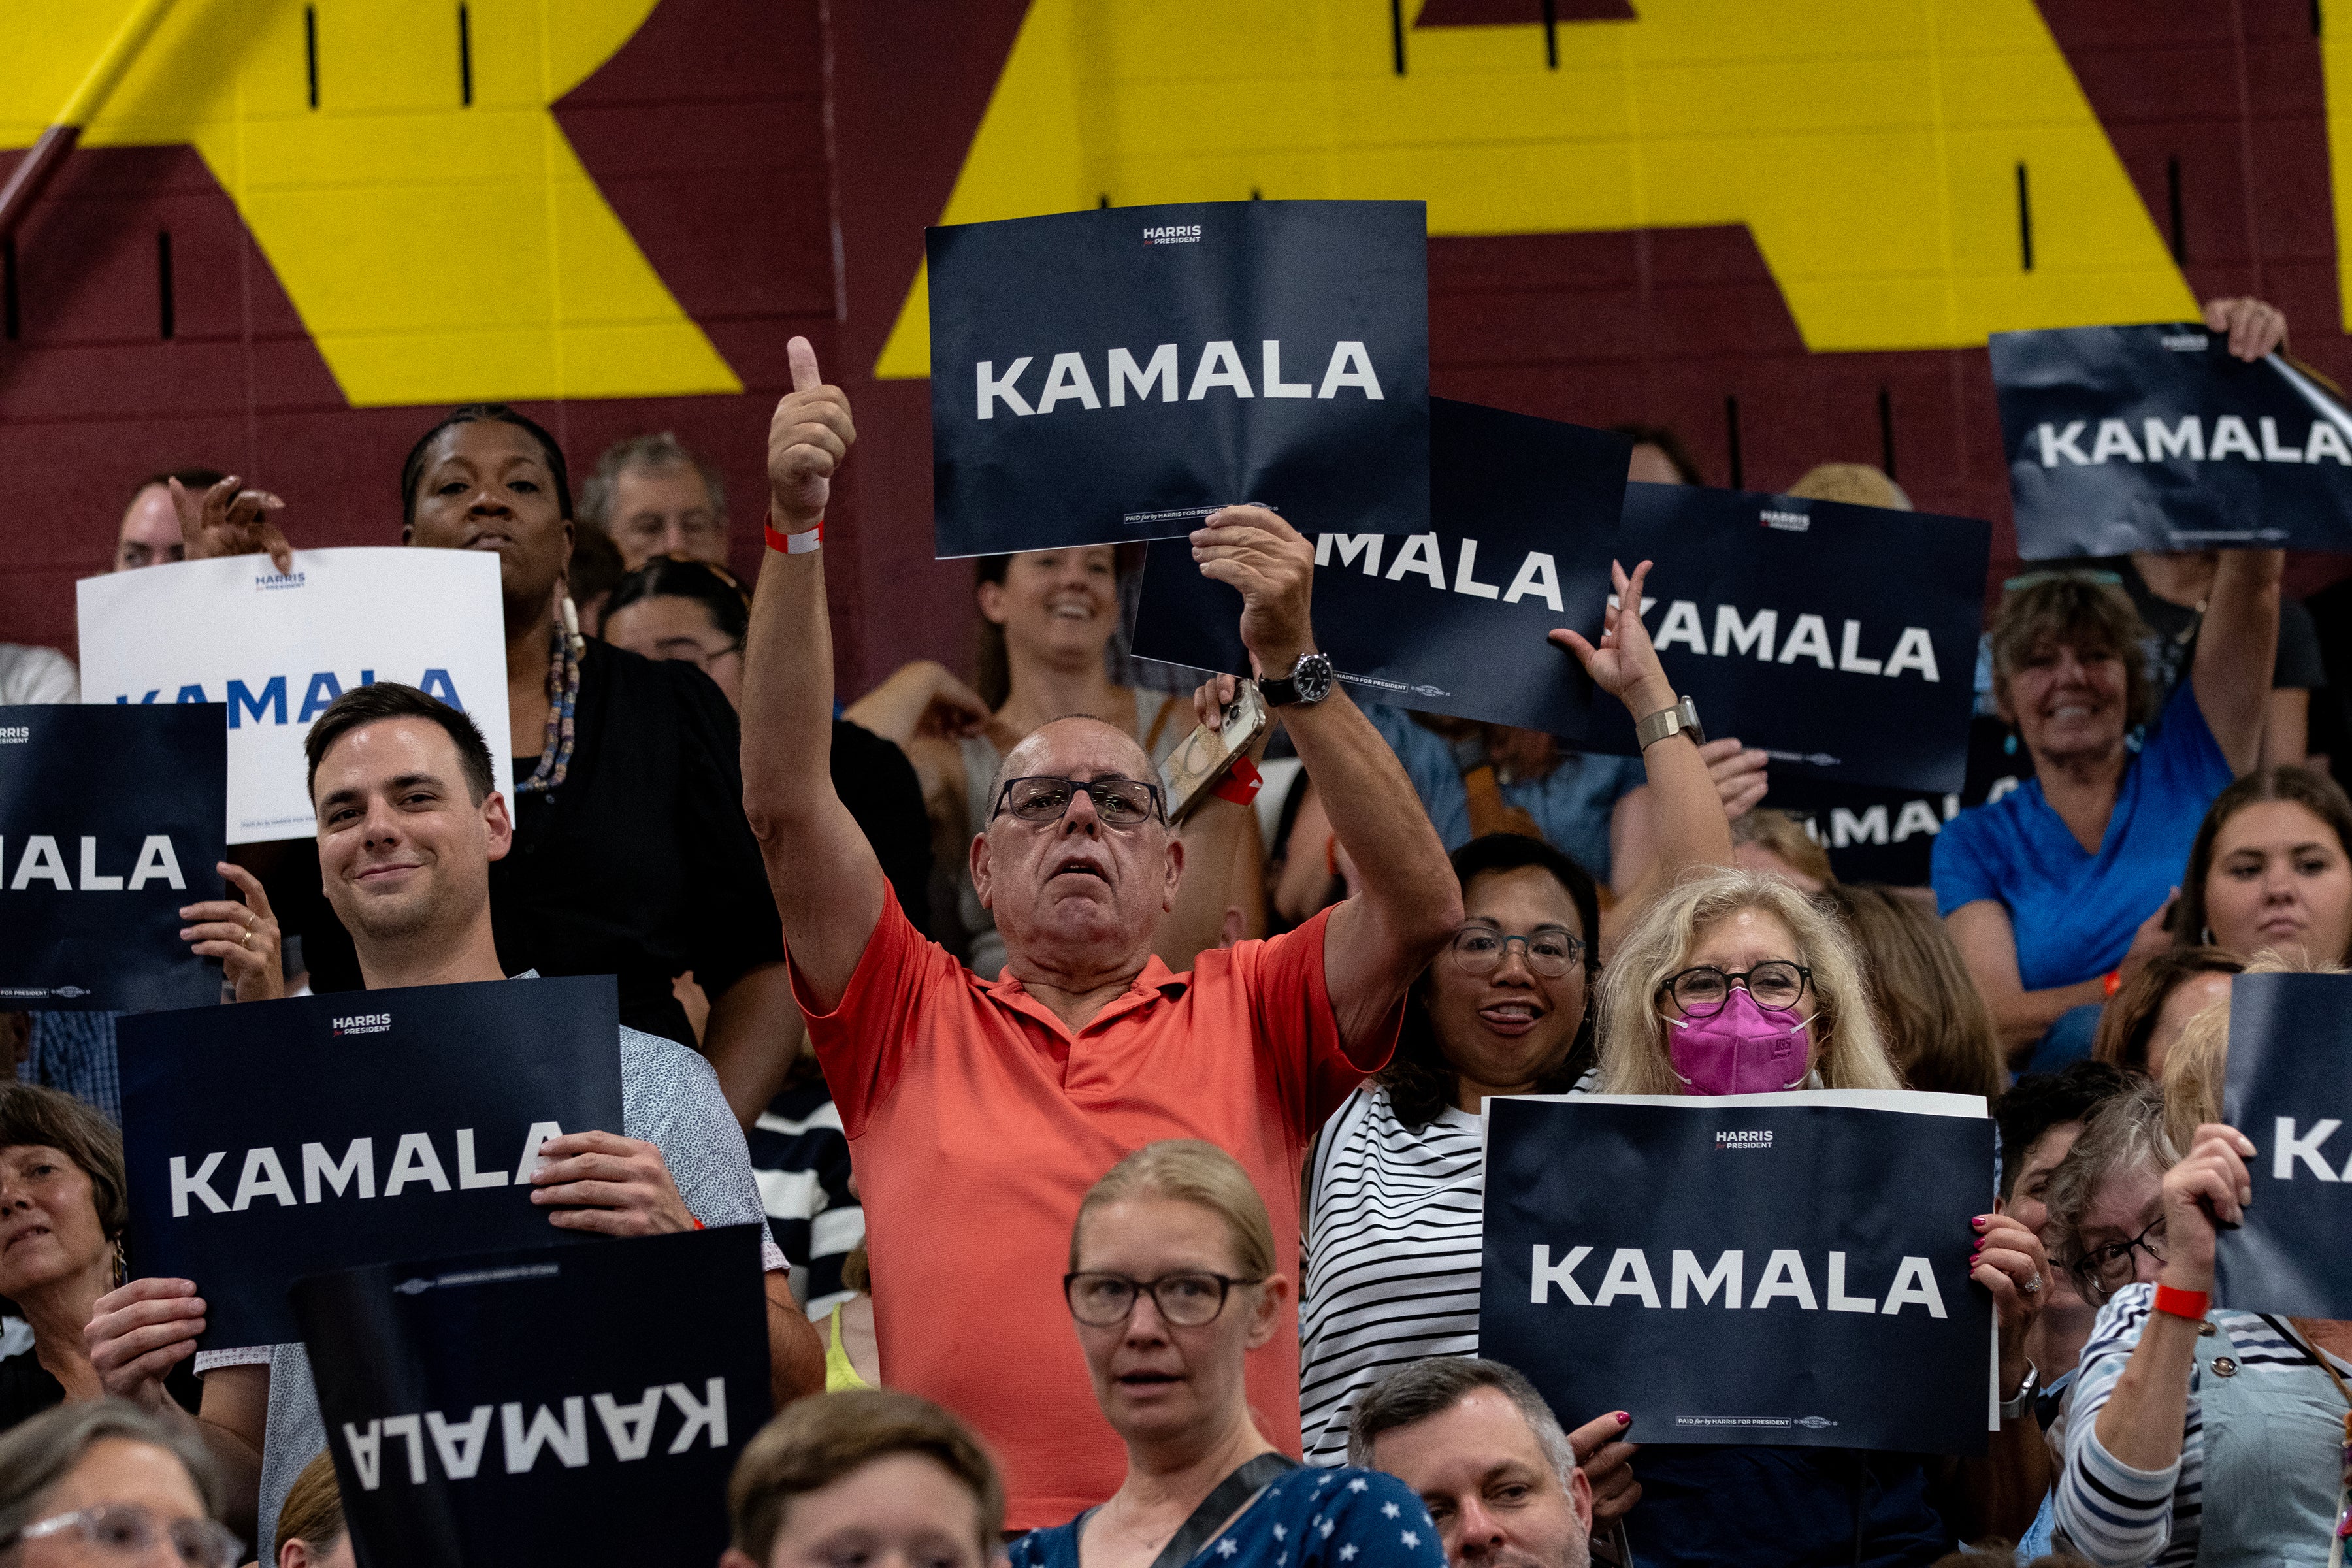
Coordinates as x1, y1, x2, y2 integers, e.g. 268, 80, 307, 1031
0, 293, 2345, 1568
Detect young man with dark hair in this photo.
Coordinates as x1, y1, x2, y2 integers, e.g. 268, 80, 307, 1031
83, 683, 823, 1547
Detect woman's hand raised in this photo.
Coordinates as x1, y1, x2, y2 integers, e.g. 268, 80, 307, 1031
1548, 558, 1676, 718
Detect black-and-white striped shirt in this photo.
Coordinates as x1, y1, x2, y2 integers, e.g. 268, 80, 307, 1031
1300, 1085, 1488, 1463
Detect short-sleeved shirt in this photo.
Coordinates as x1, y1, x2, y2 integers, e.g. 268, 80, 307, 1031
1931, 681, 2232, 990
1498, 752, 1647, 883
194, 1021, 783, 1550
1009, 1465, 1446, 1568
795, 888, 1395, 1529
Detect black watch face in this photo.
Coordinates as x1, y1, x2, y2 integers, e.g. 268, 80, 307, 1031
1294, 654, 1333, 704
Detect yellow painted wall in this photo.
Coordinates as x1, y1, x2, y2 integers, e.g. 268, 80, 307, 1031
874, 0, 2205, 378
1, 0, 741, 406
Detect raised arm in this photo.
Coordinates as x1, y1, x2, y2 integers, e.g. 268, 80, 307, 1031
1550, 560, 1735, 950
740, 338, 886, 1011
1187, 507, 1462, 1051
2191, 548, 2283, 774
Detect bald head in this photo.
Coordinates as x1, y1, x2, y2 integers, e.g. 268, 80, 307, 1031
986, 717, 1157, 819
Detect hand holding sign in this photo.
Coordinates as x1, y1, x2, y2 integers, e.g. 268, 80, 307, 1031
2161, 1122, 2259, 1289
84, 1276, 206, 1413
1568, 1410, 1641, 1523
167, 474, 295, 578
1548, 558, 1676, 719
2204, 295, 2289, 361
1189, 505, 1316, 678
1970, 1210, 2050, 1391
178, 862, 284, 1004
527, 1129, 697, 1236
768, 336, 855, 532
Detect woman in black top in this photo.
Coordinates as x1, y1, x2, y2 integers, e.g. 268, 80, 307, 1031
231, 406, 845, 1122
0, 1086, 191, 1432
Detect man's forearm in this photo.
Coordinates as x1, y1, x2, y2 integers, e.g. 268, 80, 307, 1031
1284, 691, 1460, 944
742, 544, 838, 823
766, 1271, 826, 1407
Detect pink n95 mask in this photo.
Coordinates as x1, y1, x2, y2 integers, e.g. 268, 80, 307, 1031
1667, 988, 1814, 1096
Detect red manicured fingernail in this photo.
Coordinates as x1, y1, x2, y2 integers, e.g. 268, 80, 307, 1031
1971, 1216, 1988, 1230
1614, 1411, 1630, 1426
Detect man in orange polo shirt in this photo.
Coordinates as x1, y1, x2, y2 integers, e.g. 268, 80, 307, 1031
739, 339, 1464, 1527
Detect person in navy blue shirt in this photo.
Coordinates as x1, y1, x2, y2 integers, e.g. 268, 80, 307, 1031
1009, 1141, 1445, 1568
1937, 578, 2278, 1077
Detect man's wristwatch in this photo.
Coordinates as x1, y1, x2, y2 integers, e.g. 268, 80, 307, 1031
1997, 1359, 2040, 1424
1261, 651, 1334, 708
1635, 694, 1705, 750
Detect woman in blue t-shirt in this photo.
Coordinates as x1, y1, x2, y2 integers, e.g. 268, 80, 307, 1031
1934, 555, 2278, 1073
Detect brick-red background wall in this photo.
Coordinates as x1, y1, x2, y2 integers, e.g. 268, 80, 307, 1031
2, 0, 2344, 693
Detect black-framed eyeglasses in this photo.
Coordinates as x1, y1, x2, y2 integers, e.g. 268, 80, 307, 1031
8, 1503, 244, 1568
1657, 961, 1811, 1017
2069, 1217, 2168, 1303
1449, 924, 1585, 978
1064, 1271, 1262, 1327
994, 776, 1166, 829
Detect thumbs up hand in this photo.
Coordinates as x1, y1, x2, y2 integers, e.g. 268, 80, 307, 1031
767, 336, 857, 531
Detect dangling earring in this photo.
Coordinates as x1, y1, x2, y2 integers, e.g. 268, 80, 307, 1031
560, 593, 586, 657
112, 1236, 127, 1288
2002, 725, 2019, 757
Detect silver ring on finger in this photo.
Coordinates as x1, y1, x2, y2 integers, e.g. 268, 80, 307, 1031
2021, 1273, 2042, 1294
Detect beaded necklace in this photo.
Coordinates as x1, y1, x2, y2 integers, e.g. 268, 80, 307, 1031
515, 616, 580, 795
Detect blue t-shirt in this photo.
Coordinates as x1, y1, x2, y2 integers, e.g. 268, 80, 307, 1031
1010, 1466, 1445, 1568
1931, 680, 2232, 991
1360, 705, 1639, 880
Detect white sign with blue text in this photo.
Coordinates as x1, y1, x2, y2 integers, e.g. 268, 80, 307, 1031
77, 549, 513, 845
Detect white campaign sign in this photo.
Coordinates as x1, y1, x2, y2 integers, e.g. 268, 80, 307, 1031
77, 549, 512, 845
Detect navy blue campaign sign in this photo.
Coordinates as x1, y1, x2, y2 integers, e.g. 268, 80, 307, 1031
295, 1226, 768, 1568
2217, 973, 2352, 1317
1763, 718, 2027, 887
927, 199, 1428, 557
118, 975, 624, 1348
1991, 323, 2352, 557
1481, 1091, 1997, 1456
1130, 397, 1627, 718
0, 704, 227, 1012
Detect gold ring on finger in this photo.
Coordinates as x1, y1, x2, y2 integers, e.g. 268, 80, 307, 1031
240, 930, 252, 949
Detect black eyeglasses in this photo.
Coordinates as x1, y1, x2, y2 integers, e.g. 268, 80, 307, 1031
1449, 925, 1585, 978
1658, 961, 1811, 1016
2070, 1217, 2168, 1303
1063, 1271, 1262, 1327
8, 1504, 244, 1568
994, 776, 1165, 829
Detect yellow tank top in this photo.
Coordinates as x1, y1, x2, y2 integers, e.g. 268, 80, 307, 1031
825, 1303, 874, 1393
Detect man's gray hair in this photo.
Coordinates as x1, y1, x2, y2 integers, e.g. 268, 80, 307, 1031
576, 431, 727, 531
0, 1398, 225, 1544
2041, 1079, 2178, 1266
1347, 1357, 1576, 1482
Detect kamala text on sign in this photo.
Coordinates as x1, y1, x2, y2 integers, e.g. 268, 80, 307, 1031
1992, 324, 2352, 557
2217, 973, 2352, 1318
77, 549, 514, 845
0, 704, 226, 1013
927, 201, 1429, 558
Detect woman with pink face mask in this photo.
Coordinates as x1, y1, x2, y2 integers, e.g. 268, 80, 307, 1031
1591, 869, 2055, 1567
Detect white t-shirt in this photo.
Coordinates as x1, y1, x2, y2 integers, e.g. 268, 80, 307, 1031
0, 644, 77, 704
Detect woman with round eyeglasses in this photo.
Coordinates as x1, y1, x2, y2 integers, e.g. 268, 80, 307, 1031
1589, 867, 2055, 1566
1303, 559, 1738, 1514
1011, 1141, 1444, 1568
2043, 1060, 2352, 1565
0, 1398, 240, 1568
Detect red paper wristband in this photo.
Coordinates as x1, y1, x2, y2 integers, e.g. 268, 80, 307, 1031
1212, 755, 1263, 806
2152, 1282, 2209, 1321
766, 517, 823, 554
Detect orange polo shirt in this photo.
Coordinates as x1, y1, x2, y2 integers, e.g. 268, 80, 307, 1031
793, 887, 1393, 1529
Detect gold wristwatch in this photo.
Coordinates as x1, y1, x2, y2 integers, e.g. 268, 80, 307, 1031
1635, 694, 1705, 750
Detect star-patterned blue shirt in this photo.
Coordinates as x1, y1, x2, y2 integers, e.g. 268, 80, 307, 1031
1009, 1466, 1446, 1568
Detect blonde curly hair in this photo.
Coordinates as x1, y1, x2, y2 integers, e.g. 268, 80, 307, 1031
1597, 866, 1903, 1096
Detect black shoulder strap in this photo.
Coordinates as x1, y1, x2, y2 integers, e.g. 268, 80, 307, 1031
1152, 1453, 1299, 1568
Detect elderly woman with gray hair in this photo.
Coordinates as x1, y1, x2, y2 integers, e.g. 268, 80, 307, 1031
1590, 866, 2053, 1567
2042, 1013, 2352, 1565
0, 1398, 240, 1566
